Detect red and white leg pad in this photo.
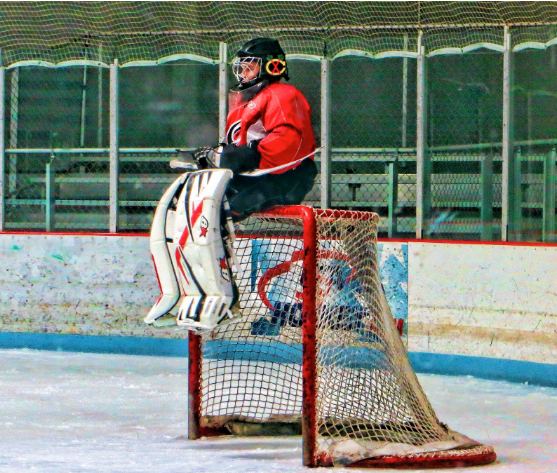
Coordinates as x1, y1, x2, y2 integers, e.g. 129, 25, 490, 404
145, 172, 190, 326
145, 169, 239, 332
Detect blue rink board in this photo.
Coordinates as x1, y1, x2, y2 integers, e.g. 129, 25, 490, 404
1, 331, 556, 388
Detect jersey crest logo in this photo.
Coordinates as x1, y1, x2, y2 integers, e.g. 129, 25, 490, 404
226, 119, 242, 144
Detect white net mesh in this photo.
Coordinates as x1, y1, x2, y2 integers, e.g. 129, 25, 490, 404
192, 207, 495, 468
199, 215, 305, 428
1, 2, 557, 66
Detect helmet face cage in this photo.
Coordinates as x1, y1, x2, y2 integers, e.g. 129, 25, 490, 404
232, 57, 262, 83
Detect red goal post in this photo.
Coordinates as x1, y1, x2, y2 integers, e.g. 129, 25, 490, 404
188, 206, 496, 468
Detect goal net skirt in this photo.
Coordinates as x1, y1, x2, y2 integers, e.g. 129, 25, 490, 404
188, 206, 496, 468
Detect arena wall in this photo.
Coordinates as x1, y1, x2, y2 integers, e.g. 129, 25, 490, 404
0, 233, 555, 386
407, 242, 557, 365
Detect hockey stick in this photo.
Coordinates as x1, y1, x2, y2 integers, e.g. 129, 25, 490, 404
239, 147, 322, 177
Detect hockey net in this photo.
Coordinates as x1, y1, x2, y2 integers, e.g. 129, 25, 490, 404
188, 206, 496, 468
2, 3, 557, 68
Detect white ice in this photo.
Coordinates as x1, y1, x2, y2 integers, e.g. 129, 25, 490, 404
0, 349, 555, 473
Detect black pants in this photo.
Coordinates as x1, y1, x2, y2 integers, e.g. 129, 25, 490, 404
226, 159, 318, 222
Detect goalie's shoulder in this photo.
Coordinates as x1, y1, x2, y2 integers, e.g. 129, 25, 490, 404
261, 82, 307, 108
266, 81, 302, 98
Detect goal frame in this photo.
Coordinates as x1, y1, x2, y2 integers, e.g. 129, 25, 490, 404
188, 205, 344, 465
186, 205, 496, 469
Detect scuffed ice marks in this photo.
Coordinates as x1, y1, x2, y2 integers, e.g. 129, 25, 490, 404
0, 349, 556, 472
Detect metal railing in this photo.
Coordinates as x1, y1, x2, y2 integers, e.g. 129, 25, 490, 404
1, 145, 555, 242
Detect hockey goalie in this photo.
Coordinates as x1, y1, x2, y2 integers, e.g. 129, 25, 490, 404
145, 37, 317, 331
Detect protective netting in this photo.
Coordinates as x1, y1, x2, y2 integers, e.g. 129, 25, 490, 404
198, 216, 306, 429
2, 3, 557, 242
1, 61, 219, 232
512, 47, 557, 242
192, 207, 495, 467
119, 63, 219, 148
331, 57, 417, 148
422, 51, 504, 240
1, 2, 557, 67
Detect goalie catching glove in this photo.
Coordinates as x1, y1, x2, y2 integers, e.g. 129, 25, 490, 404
171, 147, 219, 170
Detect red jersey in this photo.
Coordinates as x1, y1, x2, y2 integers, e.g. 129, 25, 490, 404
225, 82, 316, 174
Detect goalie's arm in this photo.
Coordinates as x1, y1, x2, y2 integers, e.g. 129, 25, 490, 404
171, 145, 261, 174
218, 143, 261, 174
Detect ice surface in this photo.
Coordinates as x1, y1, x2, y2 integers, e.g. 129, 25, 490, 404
0, 349, 555, 472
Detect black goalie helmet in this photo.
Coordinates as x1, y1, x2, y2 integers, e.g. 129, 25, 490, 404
232, 37, 289, 89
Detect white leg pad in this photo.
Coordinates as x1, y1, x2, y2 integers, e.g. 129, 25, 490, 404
145, 173, 190, 325
173, 169, 239, 331
176, 295, 203, 323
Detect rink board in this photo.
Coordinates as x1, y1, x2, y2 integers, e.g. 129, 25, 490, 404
0, 234, 408, 339
0, 233, 556, 385
407, 242, 557, 366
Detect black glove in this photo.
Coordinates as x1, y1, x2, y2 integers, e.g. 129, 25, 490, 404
176, 147, 216, 169
248, 139, 261, 152
219, 144, 261, 174
192, 147, 217, 169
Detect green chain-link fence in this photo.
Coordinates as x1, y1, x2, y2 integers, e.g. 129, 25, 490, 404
1, 3, 557, 241
2, 46, 556, 239
423, 51, 504, 240
3, 66, 109, 230
513, 46, 557, 242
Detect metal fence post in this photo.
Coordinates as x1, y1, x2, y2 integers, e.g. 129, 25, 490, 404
98, 45, 104, 148
320, 57, 331, 210
45, 158, 55, 231
80, 65, 88, 147
501, 26, 514, 241
543, 147, 556, 242
480, 153, 494, 240
416, 32, 429, 239
0, 54, 4, 231
513, 147, 522, 240
388, 159, 399, 237
9, 67, 18, 196
402, 34, 409, 148
109, 58, 119, 233
219, 42, 228, 142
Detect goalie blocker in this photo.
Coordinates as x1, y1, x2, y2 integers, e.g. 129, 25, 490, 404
145, 169, 240, 331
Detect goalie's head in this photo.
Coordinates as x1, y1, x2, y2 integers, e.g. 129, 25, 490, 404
232, 38, 289, 89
